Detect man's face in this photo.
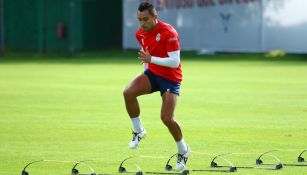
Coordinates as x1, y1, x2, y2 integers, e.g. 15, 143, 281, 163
137, 10, 157, 32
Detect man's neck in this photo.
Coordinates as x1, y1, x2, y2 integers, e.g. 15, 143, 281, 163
148, 19, 158, 32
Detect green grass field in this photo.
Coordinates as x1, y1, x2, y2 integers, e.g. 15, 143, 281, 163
0, 51, 307, 175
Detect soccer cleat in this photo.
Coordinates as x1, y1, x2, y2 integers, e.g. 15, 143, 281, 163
129, 129, 146, 149
175, 147, 190, 171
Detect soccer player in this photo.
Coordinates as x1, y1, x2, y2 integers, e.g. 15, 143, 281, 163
123, 2, 189, 171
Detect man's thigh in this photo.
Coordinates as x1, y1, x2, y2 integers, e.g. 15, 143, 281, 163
161, 92, 178, 117
125, 73, 152, 96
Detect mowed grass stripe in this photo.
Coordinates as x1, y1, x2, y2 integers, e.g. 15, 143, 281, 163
0, 53, 306, 174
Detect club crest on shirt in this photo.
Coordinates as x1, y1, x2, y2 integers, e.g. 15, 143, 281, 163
156, 33, 161, 41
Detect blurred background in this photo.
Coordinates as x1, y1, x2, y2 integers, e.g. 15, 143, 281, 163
0, 1, 307, 174
0, 0, 122, 54
0, 0, 306, 55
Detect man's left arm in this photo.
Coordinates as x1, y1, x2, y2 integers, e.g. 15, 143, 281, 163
151, 50, 180, 68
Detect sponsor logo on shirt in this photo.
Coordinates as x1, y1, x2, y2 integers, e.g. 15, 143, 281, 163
156, 33, 161, 41
169, 37, 177, 42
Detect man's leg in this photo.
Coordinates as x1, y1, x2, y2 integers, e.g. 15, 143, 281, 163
161, 92, 189, 171
123, 73, 151, 148
161, 92, 182, 141
123, 73, 151, 117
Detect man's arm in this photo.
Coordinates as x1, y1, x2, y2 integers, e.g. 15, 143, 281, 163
138, 49, 180, 68
151, 50, 180, 68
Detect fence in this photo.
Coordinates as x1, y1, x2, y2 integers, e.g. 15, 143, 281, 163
2, 0, 122, 53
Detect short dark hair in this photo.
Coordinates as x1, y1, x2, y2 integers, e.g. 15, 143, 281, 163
138, 2, 157, 16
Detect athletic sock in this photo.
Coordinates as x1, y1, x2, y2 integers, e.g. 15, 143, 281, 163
176, 138, 188, 154
131, 116, 144, 133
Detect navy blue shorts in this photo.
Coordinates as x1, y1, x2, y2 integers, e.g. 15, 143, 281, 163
144, 69, 181, 96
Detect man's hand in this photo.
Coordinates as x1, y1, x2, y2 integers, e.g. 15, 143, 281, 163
138, 49, 151, 64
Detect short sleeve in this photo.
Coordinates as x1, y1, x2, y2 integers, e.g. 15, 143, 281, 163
135, 31, 142, 45
166, 32, 180, 52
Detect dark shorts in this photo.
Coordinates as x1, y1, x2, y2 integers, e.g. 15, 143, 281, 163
144, 69, 181, 96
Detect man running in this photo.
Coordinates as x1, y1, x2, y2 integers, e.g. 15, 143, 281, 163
123, 2, 190, 171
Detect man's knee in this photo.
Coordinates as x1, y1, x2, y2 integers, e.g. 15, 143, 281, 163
161, 115, 174, 127
123, 86, 138, 99
123, 87, 132, 98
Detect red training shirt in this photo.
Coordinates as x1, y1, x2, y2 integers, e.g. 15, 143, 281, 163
136, 20, 182, 83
